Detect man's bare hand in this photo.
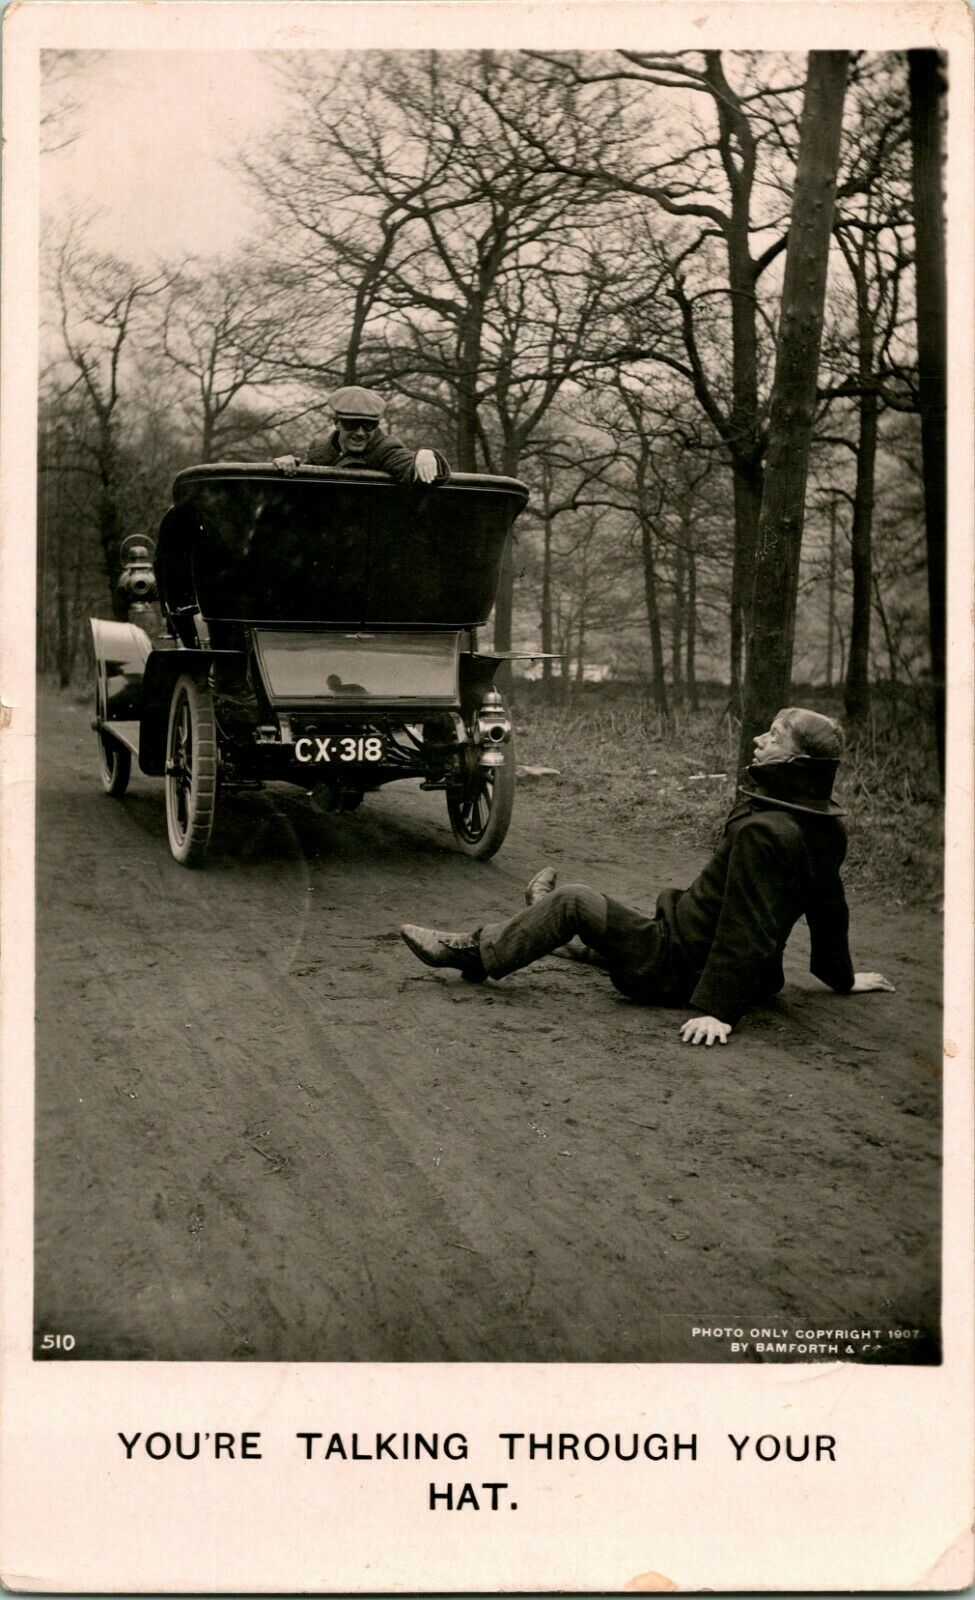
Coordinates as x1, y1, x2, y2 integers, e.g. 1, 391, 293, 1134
413, 448, 438, 484
851, 972, 896, 993
679, 1016, 731, 1046
273, 455, 300, 476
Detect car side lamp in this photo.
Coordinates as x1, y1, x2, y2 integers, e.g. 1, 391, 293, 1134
475, 688, 511, 767
117, 540, 158, 608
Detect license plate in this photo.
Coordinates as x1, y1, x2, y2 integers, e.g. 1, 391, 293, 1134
294, 735, 386, 764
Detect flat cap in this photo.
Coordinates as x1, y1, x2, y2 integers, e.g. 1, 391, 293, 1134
327, 385, 386, 419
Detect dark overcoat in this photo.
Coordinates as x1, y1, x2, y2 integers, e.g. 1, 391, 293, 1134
305, 428, 450, 484
606, 757, 855, 1026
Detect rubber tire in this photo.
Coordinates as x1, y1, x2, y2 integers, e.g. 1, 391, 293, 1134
95, 672, 131, 797
97, 732, 131, 798
164, 674, 217, 867
446, 734, 516, 860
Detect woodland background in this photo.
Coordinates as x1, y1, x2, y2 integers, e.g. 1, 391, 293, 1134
37, 49, 947, 892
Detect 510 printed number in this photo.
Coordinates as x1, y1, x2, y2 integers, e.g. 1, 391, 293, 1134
38, 1333, 76, 1352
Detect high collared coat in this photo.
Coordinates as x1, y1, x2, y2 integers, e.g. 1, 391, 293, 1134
607, 763, 856, 1025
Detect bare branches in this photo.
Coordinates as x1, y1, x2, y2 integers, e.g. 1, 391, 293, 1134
37, 46, 926, 700
41, 50, 106, 154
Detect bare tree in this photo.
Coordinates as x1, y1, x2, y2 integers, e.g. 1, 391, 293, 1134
812, 58, 915, 731
45, 219, 172, 611
517, 437, 619, 693
37, 397, 98, 683
907, 50, 947, 787
155, 264, 292, 460
503, 51, 814, 709
243, 51, 624, 657
527, 383, 731, 713
739, 51, 850, 766
527, 501, 642, 697
41, 50, 105, 153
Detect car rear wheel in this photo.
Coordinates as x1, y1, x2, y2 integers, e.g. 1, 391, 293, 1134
447, 734, 516, 860
165, 674, 217, 867
97, 732, 131, 798
94, 674, 131, 797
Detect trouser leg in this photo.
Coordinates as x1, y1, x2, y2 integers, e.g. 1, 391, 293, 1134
478, 885, 615, 980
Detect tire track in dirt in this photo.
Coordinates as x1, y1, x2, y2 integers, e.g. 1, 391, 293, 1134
37, 713, 568, 1357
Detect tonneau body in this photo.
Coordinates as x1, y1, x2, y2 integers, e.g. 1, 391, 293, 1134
155, 464, 529, 629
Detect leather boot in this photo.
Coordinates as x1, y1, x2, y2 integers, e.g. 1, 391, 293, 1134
400, 924, 487, 982
525, 866, 558, 906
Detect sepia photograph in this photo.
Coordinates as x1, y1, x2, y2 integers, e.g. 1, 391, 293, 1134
2, 3, 972, 1592
30, 39, 948, 1366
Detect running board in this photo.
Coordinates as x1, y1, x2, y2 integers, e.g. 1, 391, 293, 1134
93, 718, 141, 759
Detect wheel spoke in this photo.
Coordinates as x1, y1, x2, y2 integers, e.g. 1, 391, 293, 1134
171, 693, 192, 837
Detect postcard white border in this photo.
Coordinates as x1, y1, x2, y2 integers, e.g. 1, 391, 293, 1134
1, 3, 972, 1591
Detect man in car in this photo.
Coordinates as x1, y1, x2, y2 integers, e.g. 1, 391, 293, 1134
273, 385, 450, 484
399, 707, 894, 1045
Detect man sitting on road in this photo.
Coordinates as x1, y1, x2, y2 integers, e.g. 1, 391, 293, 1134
400, 707, 894, 1046
273, 385, 450, 485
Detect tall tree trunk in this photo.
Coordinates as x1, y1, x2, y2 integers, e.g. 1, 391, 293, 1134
636, 446, 669, 716
561, 651, 573, 706
872, 573, 898, 686
491, 434, 522, 679
686, 542, 700, 712
540, 521, 554, 692
844, 387, 877, 730
706, 48, 767, 718
345, 227, 403, 382
539, 462, 554, 694
726, 464, 765, 713
726, 208, 765, 716
492, 541, 515, 660
825, 495, 837, 690
455, 382, 479, 473
55, 544, 71, 688
67, 542, 85, 685
739, 50, 850, 769
671, 534, 686, 700
908, 49, 947, 789
640, 521, 669, 716
574, 611, 587, 685
728, 460, 764, 712
38, 446, 54, 675
843, 234, 879, 733
54, 529, 83, 688
455, 307, 483, 472
96, 424, 127, 619
345, 282, 373, 384
200, 409, 216, 463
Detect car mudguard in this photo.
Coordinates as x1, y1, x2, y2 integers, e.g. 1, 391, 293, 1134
90, 618, 154, 724
137, 647, 244, 776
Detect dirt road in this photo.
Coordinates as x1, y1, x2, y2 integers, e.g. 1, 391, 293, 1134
34, 687, 942, 1362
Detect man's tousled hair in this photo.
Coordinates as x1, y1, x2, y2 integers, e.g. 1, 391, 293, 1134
777, 707, 845, 760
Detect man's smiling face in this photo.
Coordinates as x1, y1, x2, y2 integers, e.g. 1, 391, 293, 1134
336, 417, 380, 454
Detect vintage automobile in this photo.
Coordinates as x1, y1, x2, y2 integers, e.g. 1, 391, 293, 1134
90, 463, 531, 867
